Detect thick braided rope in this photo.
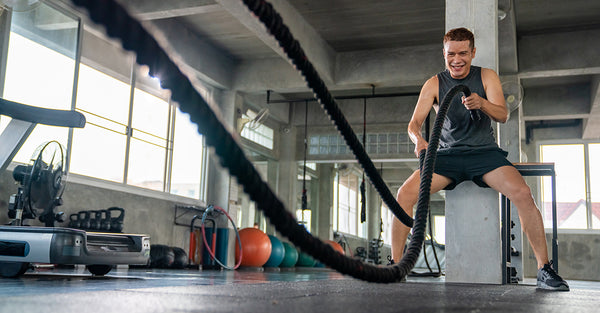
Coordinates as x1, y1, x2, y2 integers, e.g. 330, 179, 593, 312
69, 0, 468, 283
241, 0, 413, 228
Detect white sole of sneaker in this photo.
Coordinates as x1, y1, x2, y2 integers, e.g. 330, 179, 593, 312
537, 281, 570, 291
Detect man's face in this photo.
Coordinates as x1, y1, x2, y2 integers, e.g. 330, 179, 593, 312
443, 40, 475, 79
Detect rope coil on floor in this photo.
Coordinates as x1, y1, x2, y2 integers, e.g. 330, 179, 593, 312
69, 0, 470, 283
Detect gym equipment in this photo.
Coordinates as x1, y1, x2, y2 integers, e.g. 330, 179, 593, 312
67, 0, 462, 282
200, 205, 242, 270
189, 215, 201, 265
68, 213, 79, 228
99, 209, 111, 232
78, 210, 91, 230
215, 228, 229, 267
360, 92, 370, 224
279, 242, 298, 268
0, 98, 150, 278
171, 246, 188, 269
326, 240, 344, 255
296, 251, 316, 267
300, 101, 309, 217
107, 207, 125, 233
200, 217, 217, 268
235, 227, 271, 267
264, 235, 285, 267
89, 210, 102, 230
149, 244, 174, 268
8, 140, 66, 227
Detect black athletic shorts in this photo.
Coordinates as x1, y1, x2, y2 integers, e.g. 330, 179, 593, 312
434, 149, 514, 190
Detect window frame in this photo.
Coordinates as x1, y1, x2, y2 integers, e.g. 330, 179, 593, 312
0, 6, 210, 204
537, 139, 600, 233
333, 168, 367, 238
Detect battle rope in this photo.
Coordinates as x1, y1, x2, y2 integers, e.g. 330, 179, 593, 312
70, 0, 470, 283
240, 0, 412, 228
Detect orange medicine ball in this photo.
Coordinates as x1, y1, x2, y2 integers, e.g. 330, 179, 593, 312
326, 240, 345, 255
235, 228, 272, 267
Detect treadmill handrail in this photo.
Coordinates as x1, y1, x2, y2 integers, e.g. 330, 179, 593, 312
0, 98, 86, 128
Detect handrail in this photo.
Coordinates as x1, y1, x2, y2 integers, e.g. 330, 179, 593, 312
0, 98, 86, 128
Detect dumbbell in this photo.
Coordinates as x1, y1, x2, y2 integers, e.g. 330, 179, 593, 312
107, 207, 124, 233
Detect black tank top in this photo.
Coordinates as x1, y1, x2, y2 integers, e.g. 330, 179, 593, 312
436, 66, 499, 154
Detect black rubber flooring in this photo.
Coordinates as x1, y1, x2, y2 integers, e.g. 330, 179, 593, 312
1, 266, 599, 313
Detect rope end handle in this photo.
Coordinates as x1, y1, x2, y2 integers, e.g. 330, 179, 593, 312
461, 86, 480, 121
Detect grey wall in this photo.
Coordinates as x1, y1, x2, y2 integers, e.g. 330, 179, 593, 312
524, 233, 600, 281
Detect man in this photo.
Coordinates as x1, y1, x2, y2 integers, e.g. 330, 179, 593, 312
390, 27, 569, 291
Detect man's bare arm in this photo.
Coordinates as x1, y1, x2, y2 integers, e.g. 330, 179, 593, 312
408, 76, 438, 156
462, 68, 508, 123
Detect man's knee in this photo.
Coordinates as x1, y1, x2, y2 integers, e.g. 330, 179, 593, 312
510, 183, 534, 205
396, 178, 419, 212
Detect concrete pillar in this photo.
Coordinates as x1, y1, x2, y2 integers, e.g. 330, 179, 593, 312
206, 89, 237, 267
309, 172, 319, 234
367, 183, 382, 241
277, 124, 297, 215
445, 0, 503, 284
445, 182, 502, 283
315, 163, 334, 240
446, 0, 499, 71
206, 89, 237, 219
265, 159, 279, 236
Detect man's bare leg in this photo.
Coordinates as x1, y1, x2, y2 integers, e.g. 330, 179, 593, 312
391, 170, 452, 263
482, 165, 549, 269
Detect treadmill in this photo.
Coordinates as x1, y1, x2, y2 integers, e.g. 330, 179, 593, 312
0, 99, 150, 278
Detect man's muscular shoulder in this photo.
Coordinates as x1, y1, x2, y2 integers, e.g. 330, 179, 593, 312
422, 75, 439, 105
480, 67, 501, 89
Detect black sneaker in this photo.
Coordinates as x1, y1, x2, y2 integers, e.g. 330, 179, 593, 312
537, 262, 569, 291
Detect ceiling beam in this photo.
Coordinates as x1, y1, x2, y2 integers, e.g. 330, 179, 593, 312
523, 114, 589, 121
583, 76, 600, 139
146, 18, 237, 89
234, 44, 442, 93
215, 0, 336, 84
123, 0, 221, 20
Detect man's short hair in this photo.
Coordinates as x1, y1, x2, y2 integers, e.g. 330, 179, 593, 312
443, 27, 475, 50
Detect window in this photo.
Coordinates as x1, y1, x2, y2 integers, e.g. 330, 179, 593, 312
71, 64, 130, 182
1, 5, 210, 200
539, 143, 600, 230
127, 86, 170, 191
1, 4, 79, 163
296, 209, 312, 233
170, 107, 205, 198
71, 33, 208, 199
309, 132, 411, 156
333, 171, 362, 237
240, 110, 274, 150
433, 215, 446, 245
381, 204, 393, 244
587, 144, 600, 229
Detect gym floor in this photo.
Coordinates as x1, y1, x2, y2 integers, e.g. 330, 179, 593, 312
1, 267, 599, 313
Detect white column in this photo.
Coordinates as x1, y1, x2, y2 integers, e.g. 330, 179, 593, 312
444, 0, 502, 284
